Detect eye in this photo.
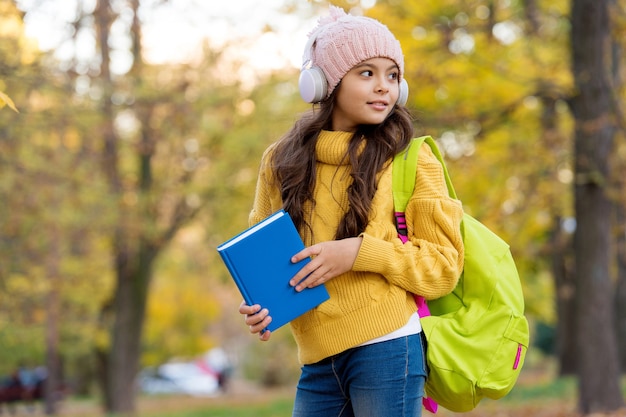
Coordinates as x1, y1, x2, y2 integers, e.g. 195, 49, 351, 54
360, 70, 374, 77
388, 72, 399, 81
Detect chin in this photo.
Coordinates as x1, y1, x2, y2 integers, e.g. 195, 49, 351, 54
366, 116, 390, 125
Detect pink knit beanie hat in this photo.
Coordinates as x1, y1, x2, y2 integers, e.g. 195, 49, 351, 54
303, 6, 405, 100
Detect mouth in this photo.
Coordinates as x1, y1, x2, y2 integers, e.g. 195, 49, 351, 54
368, 100, 389, 110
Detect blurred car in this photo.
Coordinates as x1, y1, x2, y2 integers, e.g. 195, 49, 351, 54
138, 362, 219, 397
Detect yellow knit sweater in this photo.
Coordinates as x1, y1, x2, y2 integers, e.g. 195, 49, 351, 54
249, 130, 464, 365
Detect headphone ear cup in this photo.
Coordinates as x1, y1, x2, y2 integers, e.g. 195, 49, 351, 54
299, 67, 327, 103
397, 78, 409, 106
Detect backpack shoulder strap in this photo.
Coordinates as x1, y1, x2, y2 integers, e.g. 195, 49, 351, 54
393, 136, 426, 213
392, 136, 426, 241
392, 136, 458, 211
422, 136, 457, 199
392, 136, 459, 243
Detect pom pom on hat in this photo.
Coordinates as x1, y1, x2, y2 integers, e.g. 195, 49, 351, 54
303, 6, 405, 100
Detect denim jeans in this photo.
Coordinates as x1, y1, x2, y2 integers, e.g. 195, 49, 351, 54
292, 333, 427, 417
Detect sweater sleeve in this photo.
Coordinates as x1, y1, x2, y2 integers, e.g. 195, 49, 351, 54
248, 144, 282, 227
352, 144, 464, 300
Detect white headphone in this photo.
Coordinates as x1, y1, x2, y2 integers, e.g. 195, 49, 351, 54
298, 33, 409, 106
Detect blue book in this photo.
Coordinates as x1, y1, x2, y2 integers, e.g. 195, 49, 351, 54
216, 210, 330, 332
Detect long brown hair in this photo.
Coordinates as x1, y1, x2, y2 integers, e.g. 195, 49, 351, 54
270, 87, 414, 240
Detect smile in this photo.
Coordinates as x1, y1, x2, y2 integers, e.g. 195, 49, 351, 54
368, 101, 389, 110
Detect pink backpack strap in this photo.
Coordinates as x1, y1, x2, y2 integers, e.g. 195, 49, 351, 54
423, 397, 439, 413
414, 295, 431, 318
394, 212, 409, 243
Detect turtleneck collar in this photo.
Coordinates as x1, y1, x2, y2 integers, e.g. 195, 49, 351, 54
315, 130, 357, 166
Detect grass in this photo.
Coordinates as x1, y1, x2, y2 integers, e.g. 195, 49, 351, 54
503, 375, 576, 402
52, 387, 297, 417
69, 381, 569, 417
144, 397, 293, 417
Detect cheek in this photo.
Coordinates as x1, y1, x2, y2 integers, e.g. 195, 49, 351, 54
391, 82, 400, 98
335, 87, 358, 109
340, 80, 367, 97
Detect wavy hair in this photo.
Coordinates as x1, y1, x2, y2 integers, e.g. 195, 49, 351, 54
270, 88, 415, 240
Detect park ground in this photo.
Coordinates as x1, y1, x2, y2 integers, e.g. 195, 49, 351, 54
9, 368, 626, 417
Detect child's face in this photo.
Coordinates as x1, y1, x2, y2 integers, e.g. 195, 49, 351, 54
331, 57, 400, 132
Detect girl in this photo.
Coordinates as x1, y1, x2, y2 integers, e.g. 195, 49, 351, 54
239, 6, 464, 417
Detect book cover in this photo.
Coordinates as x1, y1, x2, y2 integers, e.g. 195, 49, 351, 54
216, 210, 330, 332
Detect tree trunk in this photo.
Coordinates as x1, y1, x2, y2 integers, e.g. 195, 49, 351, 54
550, 217, 577, 375
609, 0, 626, 375
92, 0, 186, 412
570, 0, 624, 413
44, 223, 61, 415
107, 243, 155, 413
94, 0, 145, 413
617, 214, 626, 373
615, 129, 626, 375
538, 83, 577, 376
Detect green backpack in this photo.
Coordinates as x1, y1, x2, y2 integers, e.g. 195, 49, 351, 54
392, 136, 530, 413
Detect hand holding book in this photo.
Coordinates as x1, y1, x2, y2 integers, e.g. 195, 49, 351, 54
288, 237, 363, 291
217, 210, 330, 333
239, 300, 273, 341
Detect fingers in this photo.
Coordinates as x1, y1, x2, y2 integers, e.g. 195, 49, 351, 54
291, 263, 331, 292
289, 244, 325, 290
239, 301, 272, 341
238, 300, 259, 315
289, 238, 362, 291
244, 307, 271, 329
290, 244, 320, 264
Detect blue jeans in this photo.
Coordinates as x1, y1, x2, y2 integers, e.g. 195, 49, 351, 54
292, 333, 427, 417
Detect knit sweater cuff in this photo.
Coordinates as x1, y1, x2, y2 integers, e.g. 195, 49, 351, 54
353, 232, 396, 274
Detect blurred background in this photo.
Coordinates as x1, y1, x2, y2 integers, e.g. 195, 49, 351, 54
1, 0, 625, 415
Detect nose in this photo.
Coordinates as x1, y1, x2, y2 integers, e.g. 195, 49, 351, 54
375, 77, 389, 94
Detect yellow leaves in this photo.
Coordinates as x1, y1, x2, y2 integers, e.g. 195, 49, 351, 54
63, 127, 82, 150
143, 270, 220, 365
0, 2, 23, 39
0, 90, 18, 112
0, 0, 40, 66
